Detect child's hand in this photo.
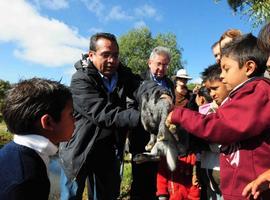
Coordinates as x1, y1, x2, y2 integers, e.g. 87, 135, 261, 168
192, 174, 200, 188
165, 112, 173, 128
242, 169, 270, 199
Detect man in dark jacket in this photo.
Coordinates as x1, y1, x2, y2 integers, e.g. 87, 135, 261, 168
59, 33, 172, 200
129, 46, 174, 200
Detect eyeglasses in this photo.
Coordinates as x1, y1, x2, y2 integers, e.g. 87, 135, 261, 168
92, 51, 119, 59
153, 61, 169, 69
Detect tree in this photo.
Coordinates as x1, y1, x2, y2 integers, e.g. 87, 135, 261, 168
118, 27, 184, 76
0, 79, 11, 121
215, 0, 270, 27
154, 33, 183, 76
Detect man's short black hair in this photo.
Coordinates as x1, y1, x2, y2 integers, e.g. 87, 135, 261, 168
89, 32, 118, 51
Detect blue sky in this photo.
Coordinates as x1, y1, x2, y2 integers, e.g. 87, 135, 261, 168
0, 0, 263, 85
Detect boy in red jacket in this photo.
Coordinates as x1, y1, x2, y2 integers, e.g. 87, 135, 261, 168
242, 22, 270, 200
166, 33, 270, 200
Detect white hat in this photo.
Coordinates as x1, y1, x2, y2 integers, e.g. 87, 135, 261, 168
175, 69, 192, 80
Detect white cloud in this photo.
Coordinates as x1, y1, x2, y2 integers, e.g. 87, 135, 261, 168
134, 20, 147, 29
32, 0, 69, 10
81, 1, 160, 23
88, 27, 103, 34
0, 0, 88, 67
190, 77, 203, 84
81, 0, 105, 16
105, 6, 133, 21
135, 4, 161, 21
81, 1, 132, 22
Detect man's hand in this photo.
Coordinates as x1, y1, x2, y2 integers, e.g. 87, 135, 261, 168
160, 94, 173, 106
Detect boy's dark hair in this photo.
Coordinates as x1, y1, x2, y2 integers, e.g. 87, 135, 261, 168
1, 78, 72, 135
258, 22, 270, 54
201, 63, 221, 83
221, 33, 268, 76
197, 86, 213, 103
89, 32, 118, 51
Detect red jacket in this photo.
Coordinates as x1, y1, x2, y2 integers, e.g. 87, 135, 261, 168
156, 154, 200, 200
171, 78, 270, 200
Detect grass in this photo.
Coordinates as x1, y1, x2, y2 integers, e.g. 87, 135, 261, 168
0, 121, 132, 199
119, 156, 132, 200
0, 121, 13, 148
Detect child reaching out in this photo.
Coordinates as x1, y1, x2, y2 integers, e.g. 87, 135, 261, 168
166, 33, 270, 199
195, 64, 231, 199
0, 78, 74, 200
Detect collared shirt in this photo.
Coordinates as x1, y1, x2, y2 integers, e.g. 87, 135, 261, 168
13, 134, 58, 170
99, 72, 118, 93
151, 73, 169, 89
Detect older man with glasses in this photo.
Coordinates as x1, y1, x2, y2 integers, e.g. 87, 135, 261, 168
129, 46, 175, 200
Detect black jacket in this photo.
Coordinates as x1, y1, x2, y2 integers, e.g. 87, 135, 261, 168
59, 56, 170, 180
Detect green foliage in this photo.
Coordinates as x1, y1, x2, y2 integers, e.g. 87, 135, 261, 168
215, 0, 270, 27
0, 79, 11, 114
154, 33, 183, 75
0, 79, 11, 99
187, 83, 198, 91
0, 122, 12, 148
118, 27, 183, 76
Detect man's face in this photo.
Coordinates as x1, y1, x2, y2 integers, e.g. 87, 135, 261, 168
148, 54, 170, 79
204, 80, 229, 106
176, 78, 188, 87
212, 43, 221, 63
220, 56, 249, 92
89, 38, 119, 78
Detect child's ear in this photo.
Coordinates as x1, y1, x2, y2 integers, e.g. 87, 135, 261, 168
40, 114, 55, 131
201, 97, 206, 105
245, 60, 256, 77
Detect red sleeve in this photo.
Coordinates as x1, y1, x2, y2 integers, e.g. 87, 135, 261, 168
156, 157, 170, 197
171, 80, 270, 145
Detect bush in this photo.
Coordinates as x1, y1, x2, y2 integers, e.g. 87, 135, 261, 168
0, 122, 12, 148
